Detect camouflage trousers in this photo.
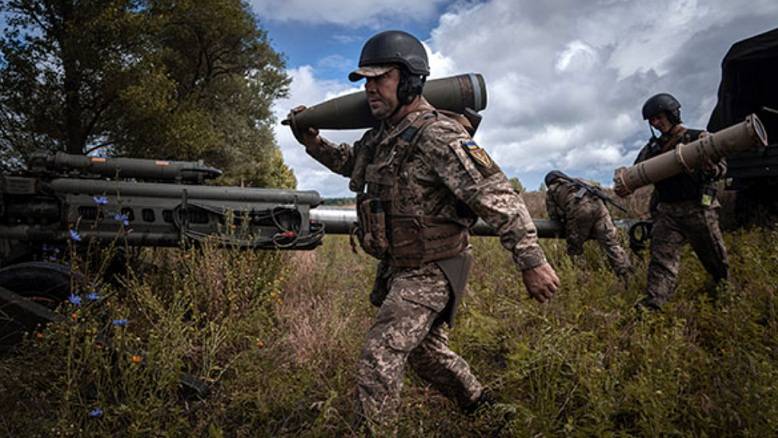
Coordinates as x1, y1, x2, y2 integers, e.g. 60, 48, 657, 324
645, 201, 729, 307
565, 199, 631, 276
357, 262, 482, 427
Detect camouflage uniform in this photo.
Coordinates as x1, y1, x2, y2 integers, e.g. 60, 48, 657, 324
546, 178, 631, 277
635, 126, 729, 307
305, 98, 546, 425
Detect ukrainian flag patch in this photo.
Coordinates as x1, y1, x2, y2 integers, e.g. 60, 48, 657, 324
462, 139, 494, 169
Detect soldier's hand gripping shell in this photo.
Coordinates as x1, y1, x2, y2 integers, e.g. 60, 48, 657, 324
613, 167, 631, 197
521, 262, 560, 303
284, 105, 321, 147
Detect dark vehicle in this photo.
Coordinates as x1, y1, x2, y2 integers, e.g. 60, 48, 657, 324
708, 27, 778, 224
0, 152, 324, 349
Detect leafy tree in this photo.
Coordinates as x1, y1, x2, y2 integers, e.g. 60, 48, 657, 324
0, 0, 151, 161
112, 0, 293, 187
508, 176, 524, 193
0, 0, 294, 188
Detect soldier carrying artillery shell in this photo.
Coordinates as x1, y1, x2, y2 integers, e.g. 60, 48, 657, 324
286, 30, 560, 430
616, 93, 729, 310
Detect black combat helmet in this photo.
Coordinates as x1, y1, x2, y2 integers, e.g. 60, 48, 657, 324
545, 170, 569, 186
349, 30, 430, 81
349, 30, 429, 105
642, 93, 682, 124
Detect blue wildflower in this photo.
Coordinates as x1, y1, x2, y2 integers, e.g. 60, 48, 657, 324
86, 291, 100, 302
68, 293, 82, 306
113, 212, 129, 226
88, 407, 103, 418
112, 319, 128, 327
93, 196, 108, 206
69, 229, 81, 242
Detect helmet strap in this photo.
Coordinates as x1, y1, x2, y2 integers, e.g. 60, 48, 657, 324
648, 123, 658, 139
667, 109, 682, 125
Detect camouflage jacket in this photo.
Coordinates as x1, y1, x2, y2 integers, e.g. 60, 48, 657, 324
305, 98, 546, 271
545, 178, 606, 224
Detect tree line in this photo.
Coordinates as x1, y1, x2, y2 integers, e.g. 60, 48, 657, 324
0, 0, 294, 188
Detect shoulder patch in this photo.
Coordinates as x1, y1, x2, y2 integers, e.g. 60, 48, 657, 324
461, 140, 500, 177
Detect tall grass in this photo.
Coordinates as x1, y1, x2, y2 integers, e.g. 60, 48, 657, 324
0, 224, 776, 436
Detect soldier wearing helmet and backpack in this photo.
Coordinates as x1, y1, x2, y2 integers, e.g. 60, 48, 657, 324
288, 30, 560, 429
618, 93, 729, 310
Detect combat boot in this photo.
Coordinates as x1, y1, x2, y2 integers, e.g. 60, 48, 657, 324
616, 272, 630, 292
633, 297, 661, 319
464, 389, 517, 434
615, 265, 636, 292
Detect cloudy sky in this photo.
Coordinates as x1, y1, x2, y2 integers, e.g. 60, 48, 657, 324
251, 0, 777, 197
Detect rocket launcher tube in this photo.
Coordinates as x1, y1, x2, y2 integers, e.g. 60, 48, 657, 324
283, 73, 487, 131
614, 114, 768, 195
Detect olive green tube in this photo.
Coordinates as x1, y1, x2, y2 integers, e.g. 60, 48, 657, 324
614, 114, 768, 195
309, 207, 564, 238
285, 73, 487, 131
33, 152, 223, 183
46, 178, 322, 206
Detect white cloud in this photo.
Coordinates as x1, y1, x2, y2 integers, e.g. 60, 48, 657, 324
249, 0, 447, 26
426, 42, 458, 79
271, 0, 778, 195
317, 54, 353, 72
426, 0, 778, 188
555, 41, 597, 73
332, 34, 363, 44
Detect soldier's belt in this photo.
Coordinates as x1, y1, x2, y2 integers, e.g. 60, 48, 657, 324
388, 215, 469, 268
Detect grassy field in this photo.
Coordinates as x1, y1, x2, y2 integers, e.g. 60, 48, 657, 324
0, 204, 776, 436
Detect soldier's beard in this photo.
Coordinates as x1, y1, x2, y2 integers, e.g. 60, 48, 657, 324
369, 101, 394, 120
367, 94, 398, 120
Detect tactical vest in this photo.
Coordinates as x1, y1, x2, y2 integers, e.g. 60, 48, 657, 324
650, 129, 709, 204
352, 110, 469, 268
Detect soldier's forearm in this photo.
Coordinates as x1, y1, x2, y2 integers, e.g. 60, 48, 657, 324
475, 218, 545, 271
468, 181, 548, 270
510, 238, 548, 271
306, 137, 354, 177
